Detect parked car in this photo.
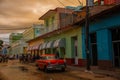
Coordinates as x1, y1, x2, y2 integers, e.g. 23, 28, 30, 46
36, 54, 66, 72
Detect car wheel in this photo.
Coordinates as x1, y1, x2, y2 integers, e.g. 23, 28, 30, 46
37, 67, 40, 70
44, 66, 49, 73
35, 64, 38, 67
61, 68, 65, 72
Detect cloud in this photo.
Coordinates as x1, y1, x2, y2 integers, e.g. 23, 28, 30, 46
0, 0, 82, 34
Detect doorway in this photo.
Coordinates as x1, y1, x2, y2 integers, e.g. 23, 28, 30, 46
112, 28, 120, 68
90, 32, 98, 66
71, 36, 78, 65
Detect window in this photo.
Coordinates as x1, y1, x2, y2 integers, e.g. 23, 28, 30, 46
112, 28, 120, 41
60, 13, 73, 27
45, 19, 49, 27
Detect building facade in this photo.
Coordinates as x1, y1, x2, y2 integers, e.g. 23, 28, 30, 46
36, 7, 85, 66
23, 24, 44, 42
9, 33, 23, 54
26, 2, 120, 69
9, 33, 23, 44
23, 24, 44, 54
82, 3, 120, 69
11, 39, 27, 54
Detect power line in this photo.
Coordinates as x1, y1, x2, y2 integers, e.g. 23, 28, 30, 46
77, 0, 83, 6
57, 0, 66, 7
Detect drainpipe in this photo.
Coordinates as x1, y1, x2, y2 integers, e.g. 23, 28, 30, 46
85, 0, 91, 71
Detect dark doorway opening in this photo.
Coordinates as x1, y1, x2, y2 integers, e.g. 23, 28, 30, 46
90, 32, 98, 66
112, 28, 120, 68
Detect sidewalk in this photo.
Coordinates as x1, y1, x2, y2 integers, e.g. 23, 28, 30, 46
28, 62, 119, 80
67, 66, 119, 80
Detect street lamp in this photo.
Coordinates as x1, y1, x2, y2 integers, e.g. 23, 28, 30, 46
85, 0, 91, 71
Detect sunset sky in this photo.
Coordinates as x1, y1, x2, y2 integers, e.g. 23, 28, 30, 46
0, 0, 86, 42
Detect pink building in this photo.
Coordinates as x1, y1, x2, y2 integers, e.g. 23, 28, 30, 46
98, 0, 120, 5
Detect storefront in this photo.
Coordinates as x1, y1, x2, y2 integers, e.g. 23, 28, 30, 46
39, 42, 48, 54
43, 26, 82, 66
82, 5, 120, 69
46, 41, 54, 54
32, 44, 40, 55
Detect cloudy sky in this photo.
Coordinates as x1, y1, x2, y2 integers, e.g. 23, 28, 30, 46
0, 0, 85, 42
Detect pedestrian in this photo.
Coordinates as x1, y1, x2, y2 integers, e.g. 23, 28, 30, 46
16, 54, 19, 59
55, 49, 59, 58
19, 54, 22, 63
32, 54, 36, 62
36, 53, 40, 60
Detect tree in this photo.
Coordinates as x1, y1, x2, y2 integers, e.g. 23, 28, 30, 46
0, 40, 3, 47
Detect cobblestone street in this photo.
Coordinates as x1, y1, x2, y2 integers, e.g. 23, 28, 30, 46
0, 60, 118, 80
0, 60, 84, 80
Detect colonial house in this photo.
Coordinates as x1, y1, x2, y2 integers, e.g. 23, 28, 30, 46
27, 0, 120, 70
27, 7, 85, 66
76, 2, 120, 69
23, 24, 44, 54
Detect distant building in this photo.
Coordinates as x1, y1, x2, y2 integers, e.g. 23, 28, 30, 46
22, 24, 44, 54
9, 33, 23, 44
10, 39, 27, 54
9, 33, 23, 54
8, 24, 44, 55
23, 24, 44, 42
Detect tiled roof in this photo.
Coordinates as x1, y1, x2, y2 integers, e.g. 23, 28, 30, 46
74, 3, 120, 25
27, 3, 120, 42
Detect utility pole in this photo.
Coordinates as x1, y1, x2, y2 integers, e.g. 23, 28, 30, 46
85, 0, 91, 71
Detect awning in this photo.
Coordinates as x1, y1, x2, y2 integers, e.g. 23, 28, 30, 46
27, 46, 33, 51
39, 42, 48, 50
32, 44, 40, 50
53, 38, 66, 48
27, 47, 30, 51
46, 41, 54, 48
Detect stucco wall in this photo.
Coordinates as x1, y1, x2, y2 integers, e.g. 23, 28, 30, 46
23, 28, 34, 42
82, 12, 120, 60
45, 26, 82, 59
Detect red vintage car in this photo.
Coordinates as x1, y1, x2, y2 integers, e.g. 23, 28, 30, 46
36, 54, 66, 72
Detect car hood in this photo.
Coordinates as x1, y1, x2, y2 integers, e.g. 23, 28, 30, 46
36, 59, 65, 64
45, 59, 65, 64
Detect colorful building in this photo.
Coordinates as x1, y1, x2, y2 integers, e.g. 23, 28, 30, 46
23, 24, 44, 54
26, 37, 44, 55
23, 24, 44, 42
9, 33, 23, 54
81, 3, 120, 69
10, 39, 27, 54
9, 33, 23, 44
25, 24, 44, 54
26, 2, 120, 70
98, 0, 120, 5
34, 7, 86, 66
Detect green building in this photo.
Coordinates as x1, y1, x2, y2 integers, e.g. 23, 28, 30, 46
38, 7, 83, 65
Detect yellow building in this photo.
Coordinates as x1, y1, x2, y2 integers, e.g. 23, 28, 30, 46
23, 24, 44, 42
23, 24, 45, 54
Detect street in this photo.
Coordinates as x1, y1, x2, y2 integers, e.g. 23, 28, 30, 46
0, 1, 120, 80
0, 60, 84, 80
0, 60, 118, 80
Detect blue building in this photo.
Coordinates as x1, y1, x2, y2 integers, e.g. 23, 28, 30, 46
82, 4, 120, 69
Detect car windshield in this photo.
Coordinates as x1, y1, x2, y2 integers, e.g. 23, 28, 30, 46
41, 56, 56, 60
